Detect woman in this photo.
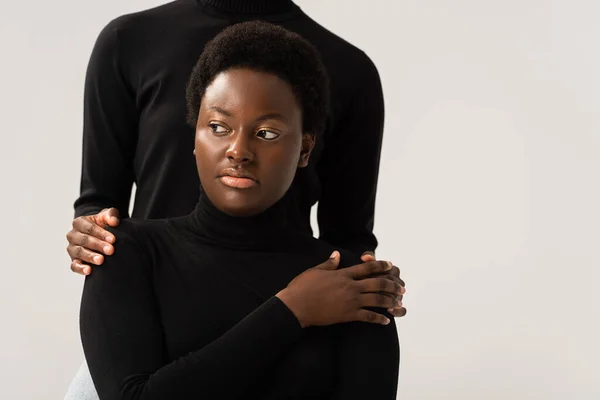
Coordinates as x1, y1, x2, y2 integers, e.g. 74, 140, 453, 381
81, 22, 402, 399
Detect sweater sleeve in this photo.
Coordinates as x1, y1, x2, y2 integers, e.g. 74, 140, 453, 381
333, 311, 400, 399
80, 226, 304, 400
316, 53, 385, 254
73, 19, 138, 218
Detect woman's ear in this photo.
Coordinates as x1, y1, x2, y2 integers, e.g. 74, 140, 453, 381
298, 133, 316, 168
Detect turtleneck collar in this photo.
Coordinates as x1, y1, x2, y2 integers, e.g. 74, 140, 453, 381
188, 184, 294, 250
197, 0, 298, 15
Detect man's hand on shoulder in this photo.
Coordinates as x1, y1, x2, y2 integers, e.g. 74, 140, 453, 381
66, 208, 120, 275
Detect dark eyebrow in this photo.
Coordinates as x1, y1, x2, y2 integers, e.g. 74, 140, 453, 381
208, 106, 233, 117
208, 107, 287, 123
255, 113, 288, 123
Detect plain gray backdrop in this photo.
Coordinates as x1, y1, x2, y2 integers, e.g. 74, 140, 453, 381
1, 1, 598, 399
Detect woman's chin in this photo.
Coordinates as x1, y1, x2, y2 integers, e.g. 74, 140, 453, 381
206, 185, 284, 217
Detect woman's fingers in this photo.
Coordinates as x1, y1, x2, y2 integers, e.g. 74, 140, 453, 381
359, 293, 397, 309
345, 260, 392, 279
358, 277, 402, 297
376, 265, 406, 287
348, 261, 407, 318
385, 274, 406, 289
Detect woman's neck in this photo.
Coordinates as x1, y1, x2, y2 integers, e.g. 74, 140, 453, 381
188, 184, 295, 250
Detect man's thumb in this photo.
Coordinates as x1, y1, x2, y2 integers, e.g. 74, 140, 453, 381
316, 250, 340, 270
100, 208, 120, 227
361, 251, 376, 262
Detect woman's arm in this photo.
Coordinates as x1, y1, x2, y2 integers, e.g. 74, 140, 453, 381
73, 18, 138, 218
80, 223, 304, 400
333, 309, 400, 399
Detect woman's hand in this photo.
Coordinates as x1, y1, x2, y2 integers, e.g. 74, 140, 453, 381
66, 208, 120, 275
276, 251, 405, 328
361, 251, 407, 318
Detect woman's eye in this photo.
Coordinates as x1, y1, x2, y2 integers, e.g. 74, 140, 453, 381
209, 123, 228, 135
256, 130, 280, 140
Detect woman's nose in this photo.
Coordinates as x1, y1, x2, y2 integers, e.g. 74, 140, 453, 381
225, 134, 254, 164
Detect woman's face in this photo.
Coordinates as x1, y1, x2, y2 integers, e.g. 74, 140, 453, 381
195, 68, 314, 217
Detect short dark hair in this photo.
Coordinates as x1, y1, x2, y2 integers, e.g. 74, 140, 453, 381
186, 21, 330, 137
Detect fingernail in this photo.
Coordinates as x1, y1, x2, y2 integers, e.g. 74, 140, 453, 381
106, 236, 114, 243
103, 246, 112, 254
383, 318, 390, 325
93, 256, 102, 263
83, 267, 91, 275
397, 300, 403, 307
386, 261, 392, 269
330, 251, 339, 259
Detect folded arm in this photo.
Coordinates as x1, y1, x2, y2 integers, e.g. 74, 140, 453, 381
80, 224, 303, 400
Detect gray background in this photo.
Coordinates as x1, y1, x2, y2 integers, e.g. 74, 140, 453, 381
1, 0, 598, 399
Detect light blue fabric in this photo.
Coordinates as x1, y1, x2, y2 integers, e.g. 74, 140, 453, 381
64, 360, 99, 400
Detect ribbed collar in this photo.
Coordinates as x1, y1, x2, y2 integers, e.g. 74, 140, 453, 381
187, 184, 294, 250
197, 0, 298, 15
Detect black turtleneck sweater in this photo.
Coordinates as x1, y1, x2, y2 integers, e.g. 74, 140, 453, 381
74, 0, 385, 254
80, 189, 399, 399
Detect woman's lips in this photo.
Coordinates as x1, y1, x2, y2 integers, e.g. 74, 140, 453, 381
219, 176, 258, 189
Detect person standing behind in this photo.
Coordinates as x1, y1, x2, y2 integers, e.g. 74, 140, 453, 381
67, 0, 390, 273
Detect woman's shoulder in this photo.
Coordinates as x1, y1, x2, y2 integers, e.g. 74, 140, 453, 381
106, 217, 166, 242
105, 217, 188, 258
91, 218, 188, 279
